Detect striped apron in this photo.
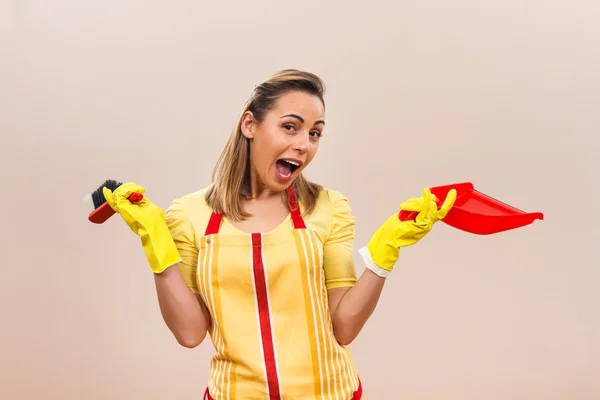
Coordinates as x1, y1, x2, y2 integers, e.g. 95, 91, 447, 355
198, 186, 363, 399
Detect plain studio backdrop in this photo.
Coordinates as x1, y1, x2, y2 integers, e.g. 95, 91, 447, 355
0, 0, 598, 399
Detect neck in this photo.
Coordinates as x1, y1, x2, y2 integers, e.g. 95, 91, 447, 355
243, 169, 281, 201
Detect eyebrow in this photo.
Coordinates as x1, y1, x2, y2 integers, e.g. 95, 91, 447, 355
281, 113, 325, 126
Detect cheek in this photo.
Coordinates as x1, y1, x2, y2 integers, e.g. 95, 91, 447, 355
260, 131, 289, 156
258, 128, 284, 147
304, 145, 319, 165
252, 134, 281, 170
309, 141, 320, 155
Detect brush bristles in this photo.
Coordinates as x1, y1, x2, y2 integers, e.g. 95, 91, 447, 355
90, 179, 122, 209
83, 194, 95, 213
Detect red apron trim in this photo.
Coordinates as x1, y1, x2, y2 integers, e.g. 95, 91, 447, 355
205, 211, 223, 236
203, 377, 362, 399
251, 232, 282, 399
353, 377, 363, 399
287, 185, 306, 229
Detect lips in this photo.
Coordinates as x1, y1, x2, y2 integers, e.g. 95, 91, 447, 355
275, 158, 302, 178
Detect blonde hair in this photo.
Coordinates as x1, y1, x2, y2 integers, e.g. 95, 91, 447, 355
205, 69, 325, 221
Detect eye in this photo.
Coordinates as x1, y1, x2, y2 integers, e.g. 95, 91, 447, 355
310, 131, 323, 139
283, 123, 296, 132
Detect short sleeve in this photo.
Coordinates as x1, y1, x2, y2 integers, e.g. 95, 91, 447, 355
164, 197, 200, 294
322, 190, 358, 290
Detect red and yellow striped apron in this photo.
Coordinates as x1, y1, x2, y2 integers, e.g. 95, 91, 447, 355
197, 186, 363, 399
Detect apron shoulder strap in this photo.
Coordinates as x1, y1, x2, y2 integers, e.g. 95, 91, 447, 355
204, 185, 306, 235
287, 185, 306, 229
205, 211, 223, 236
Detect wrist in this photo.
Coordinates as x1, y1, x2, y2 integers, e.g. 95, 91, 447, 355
358, 246, 394, 278
147, 250, 181, 274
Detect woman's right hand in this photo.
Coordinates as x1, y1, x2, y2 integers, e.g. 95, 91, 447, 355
103, 182, 182, 274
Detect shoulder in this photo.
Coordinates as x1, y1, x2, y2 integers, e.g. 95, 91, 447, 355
167, 186, 211, 213
323, 187, 350, 205
313, 187, 354, 215
165, 185, 214, 233
304, 187, 356, 240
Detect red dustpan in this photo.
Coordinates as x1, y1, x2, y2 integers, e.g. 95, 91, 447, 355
398, 182, 544, 235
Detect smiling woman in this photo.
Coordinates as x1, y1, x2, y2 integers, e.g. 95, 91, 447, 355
102, 69, 455, 400
205, 70, 328, 222
167, 70, 369, 399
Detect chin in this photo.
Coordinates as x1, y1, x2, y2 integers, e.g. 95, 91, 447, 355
269, 180, 294, 192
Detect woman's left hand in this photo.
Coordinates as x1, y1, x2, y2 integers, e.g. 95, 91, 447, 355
358, 188, 457, 276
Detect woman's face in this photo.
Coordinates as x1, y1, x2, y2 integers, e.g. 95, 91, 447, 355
241, 90, 325, 194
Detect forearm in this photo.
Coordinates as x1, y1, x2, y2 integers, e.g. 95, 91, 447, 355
331, 268, 386, 345
154, 264, 210, 348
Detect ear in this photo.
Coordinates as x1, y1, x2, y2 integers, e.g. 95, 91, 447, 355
240, 111, 256, 139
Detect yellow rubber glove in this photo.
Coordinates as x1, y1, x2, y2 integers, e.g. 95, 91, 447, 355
358, 188, 457, 277
102, 182, 181, 274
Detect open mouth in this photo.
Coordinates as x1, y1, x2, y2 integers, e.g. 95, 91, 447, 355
276, 159, 301, 178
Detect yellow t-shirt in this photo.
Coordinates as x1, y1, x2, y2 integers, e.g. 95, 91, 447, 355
164, 186, 361, 399
165, 186, 358, 293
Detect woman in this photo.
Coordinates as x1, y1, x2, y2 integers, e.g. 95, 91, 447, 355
103, 69, 456, 399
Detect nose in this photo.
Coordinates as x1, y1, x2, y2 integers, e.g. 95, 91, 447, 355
293, 132, 310, 153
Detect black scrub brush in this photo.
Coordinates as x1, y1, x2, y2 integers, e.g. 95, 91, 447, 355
83, 179, 143, 224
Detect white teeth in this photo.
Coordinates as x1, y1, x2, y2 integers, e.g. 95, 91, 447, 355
284, 160, 299, 166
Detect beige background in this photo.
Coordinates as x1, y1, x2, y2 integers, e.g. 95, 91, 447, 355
1, 0, 598, 399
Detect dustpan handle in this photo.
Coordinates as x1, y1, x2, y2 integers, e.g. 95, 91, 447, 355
398, 201, 442, 222
398, 210, 418, 221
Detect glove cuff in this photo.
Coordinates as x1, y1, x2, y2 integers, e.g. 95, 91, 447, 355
140, 227, 182, 274
146, 247, 182, 274
358, 246, 393, 278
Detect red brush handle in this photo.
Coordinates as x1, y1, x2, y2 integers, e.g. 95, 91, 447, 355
128, 192, 144, 203
88, 192, 144, 224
